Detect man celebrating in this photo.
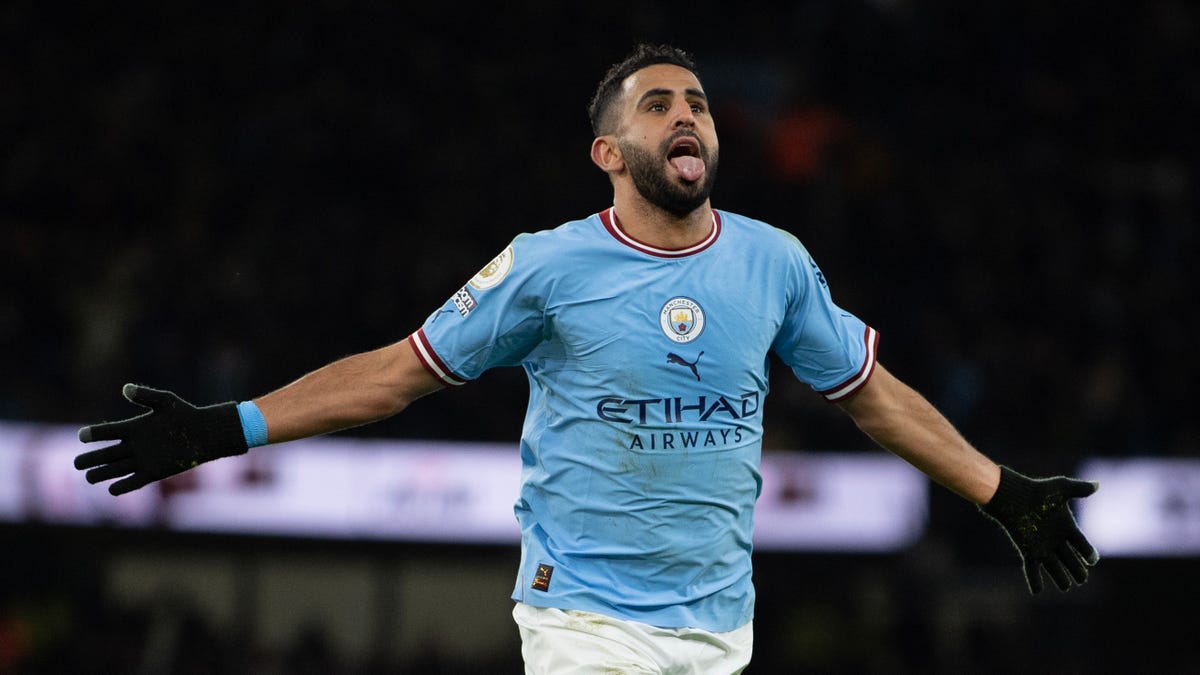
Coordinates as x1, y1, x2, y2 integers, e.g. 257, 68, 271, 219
77, 43, 1098, 673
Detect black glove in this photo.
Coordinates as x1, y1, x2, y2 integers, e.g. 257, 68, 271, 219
76, 384, 248, 495
980, 465, 1100, 593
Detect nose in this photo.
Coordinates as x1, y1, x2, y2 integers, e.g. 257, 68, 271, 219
673, 101, 696, 128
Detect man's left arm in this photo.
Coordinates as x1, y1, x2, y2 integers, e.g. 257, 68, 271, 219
837, 362, 1000, 503
837, 362, 1100, 593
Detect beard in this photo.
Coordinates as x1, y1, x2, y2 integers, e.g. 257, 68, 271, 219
619, 134, 719, 218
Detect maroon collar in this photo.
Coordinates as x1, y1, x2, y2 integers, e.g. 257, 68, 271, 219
599, 207, 721, 258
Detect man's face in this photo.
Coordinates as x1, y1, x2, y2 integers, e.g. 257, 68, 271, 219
614, 64, 719, 217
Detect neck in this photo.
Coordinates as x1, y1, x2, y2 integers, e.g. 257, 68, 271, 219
611, 194, 713, 250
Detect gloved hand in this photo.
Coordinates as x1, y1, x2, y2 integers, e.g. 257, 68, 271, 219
76, 384, 248, 495
980, 465, 1100, 593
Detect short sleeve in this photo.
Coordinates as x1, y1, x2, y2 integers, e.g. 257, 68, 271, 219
409, 236, 546, 385
770, 231, 879, 402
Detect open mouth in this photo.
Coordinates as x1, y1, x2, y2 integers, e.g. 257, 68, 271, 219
667, 136, 701, 160
667, 136, 705, 182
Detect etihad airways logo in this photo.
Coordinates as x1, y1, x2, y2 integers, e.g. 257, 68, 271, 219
596, 391, 760, 424
598, 391, 761, 451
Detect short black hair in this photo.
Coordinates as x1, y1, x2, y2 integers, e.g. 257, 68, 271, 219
587, 43, 699, 137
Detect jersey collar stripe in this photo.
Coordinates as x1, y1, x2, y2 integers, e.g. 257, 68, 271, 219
821, 326, 880, 402
600, 207, 721, 258
408, 329, 466, 386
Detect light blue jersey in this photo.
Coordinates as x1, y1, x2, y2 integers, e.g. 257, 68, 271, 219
410, 207, 878, 632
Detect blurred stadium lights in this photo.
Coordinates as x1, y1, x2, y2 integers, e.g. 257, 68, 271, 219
3, 420, 925, 552
6, 419, 1197, 557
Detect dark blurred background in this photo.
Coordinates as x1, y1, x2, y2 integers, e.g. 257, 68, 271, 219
2, 1, 1197, 672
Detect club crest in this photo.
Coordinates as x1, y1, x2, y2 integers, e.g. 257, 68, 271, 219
659, 297, 705, 343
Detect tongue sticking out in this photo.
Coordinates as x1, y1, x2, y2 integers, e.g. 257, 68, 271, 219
670, 155, 706, 182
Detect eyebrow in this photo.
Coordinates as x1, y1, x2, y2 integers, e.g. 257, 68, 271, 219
635, 87, 708, 106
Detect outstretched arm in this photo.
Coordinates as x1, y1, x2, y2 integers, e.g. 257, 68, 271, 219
76, 334, 443, 495
837, 362, 1099, 593
253, 336, 443, 444
836, 362, 1000, 504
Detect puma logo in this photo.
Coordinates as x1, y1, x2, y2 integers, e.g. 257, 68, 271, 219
667, 351, 704, 381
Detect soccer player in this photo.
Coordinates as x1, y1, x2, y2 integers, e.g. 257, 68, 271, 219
76, 43, 1099, 673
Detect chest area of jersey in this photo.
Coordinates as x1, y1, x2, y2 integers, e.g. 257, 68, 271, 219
542, 260, 783, 384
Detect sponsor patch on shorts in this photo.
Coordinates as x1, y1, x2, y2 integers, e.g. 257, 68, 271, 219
532, 563, 554, 592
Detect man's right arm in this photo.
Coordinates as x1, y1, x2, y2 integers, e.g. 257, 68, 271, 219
253, 334, 445, 444
75, 333, 445, 495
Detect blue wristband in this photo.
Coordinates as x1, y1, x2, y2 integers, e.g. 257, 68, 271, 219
236, 400, 269, 448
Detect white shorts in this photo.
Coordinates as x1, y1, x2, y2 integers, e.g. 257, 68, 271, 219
512, 602, 753, 675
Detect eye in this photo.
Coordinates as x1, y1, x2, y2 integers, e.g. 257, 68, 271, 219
648, 101, 668, 112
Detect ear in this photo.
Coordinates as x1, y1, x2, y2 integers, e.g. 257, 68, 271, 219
590, 135, 624, 173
